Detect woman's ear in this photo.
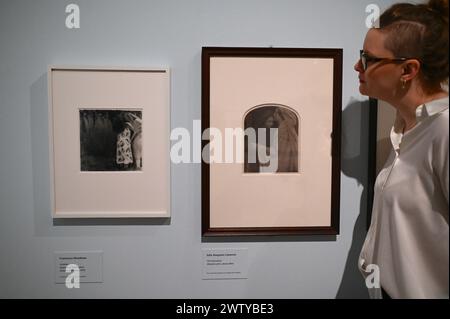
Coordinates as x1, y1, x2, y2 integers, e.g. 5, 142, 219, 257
401, 59, 421, 82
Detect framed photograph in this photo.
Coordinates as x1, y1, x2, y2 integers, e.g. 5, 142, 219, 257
367, 98, 396, 228
48, 66, 170, 218
201, 47, 343, 236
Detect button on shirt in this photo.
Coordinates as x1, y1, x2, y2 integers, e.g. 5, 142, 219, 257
359, 97, 449, 299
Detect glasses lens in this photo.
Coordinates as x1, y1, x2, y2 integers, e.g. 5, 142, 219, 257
361, 52, 367, 70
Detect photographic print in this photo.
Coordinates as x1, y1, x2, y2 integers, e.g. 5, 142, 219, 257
49, 66, 170, 218
244, 104, 299, 173
80, 109, 143, 171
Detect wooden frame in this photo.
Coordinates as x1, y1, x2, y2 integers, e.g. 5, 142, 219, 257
48, 66, 170, 218
201, 47, 343, 236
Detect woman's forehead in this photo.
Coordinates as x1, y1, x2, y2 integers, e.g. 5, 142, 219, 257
363, 29, 392, 56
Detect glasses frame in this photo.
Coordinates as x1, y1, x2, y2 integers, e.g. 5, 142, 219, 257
359, 50, 417, 71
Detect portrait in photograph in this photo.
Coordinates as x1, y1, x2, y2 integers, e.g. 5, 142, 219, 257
244, 104, 299, 173
79, 109, 143, 171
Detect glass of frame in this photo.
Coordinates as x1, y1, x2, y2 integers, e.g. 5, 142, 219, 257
201, 47, 343, 236
48, 66, 170, 218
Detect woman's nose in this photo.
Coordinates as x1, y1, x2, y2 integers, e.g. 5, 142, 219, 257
354, 59, 363, 72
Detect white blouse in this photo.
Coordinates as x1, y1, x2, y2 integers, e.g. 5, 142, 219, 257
359, 97, 449, 299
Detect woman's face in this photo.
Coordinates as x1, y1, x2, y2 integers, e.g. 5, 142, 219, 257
354, 29, 404, 101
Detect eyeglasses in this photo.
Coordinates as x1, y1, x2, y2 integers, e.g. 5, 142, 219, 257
359, 50, 416, 71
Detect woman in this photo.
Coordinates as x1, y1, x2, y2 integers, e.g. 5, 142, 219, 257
258, 111, 278, 173
115, 119, 134, 169
356, 0, 448, 298
124, 112, 143, 169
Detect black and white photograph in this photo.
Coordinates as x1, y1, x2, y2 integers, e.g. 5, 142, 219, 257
244, 104, 299, 173
80, 109, 143, 171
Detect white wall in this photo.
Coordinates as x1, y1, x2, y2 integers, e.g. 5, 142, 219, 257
0, 0, 398, 298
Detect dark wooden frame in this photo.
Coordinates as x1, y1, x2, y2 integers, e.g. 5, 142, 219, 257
201, 47, 343, 237
367, 98, 378, 230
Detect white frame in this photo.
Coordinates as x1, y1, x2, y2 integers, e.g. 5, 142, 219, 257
48, 66, 171, 218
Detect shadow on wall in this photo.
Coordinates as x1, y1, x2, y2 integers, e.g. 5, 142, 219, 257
335, 98, 372, 299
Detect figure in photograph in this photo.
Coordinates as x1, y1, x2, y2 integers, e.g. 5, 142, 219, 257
244, 104, 299, 173
355, 0, 449, 299
115, 112, 142, 169
273, 107, 299, 172
115, 120, 134, 168
127, 113, 143, 169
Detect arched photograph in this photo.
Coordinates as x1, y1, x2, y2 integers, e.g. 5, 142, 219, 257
244, 104, 299, 173
80, 109, 143, 171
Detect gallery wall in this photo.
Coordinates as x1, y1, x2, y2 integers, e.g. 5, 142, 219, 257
0, 0, 398, 298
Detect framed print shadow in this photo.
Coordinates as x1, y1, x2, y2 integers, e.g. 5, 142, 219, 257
201, 47, 343, 236
48, 66, 170, 218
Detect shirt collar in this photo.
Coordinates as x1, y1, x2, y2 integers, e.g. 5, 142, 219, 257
391, 96, 449, 152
